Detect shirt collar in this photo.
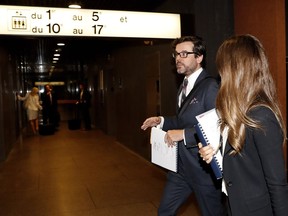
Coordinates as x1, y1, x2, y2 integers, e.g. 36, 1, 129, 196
184, 67, 203, 93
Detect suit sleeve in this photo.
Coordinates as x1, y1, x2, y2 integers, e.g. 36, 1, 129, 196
252, 108, 288, 215
163, 78, 219, 148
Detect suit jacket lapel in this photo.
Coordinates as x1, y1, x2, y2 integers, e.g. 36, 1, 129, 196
223, 142, 233, 156
177, 70, 210, 115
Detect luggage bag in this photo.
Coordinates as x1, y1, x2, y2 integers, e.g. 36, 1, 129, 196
68, 104, 81, 130
39, 124, 55, 135
68, 119, 81, 130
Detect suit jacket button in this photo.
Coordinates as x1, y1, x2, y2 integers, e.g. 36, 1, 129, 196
226, 181, 232, 187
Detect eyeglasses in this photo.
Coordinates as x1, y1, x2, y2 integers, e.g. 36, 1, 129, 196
172, 51, 197, 58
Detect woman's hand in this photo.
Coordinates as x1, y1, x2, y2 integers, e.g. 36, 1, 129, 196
198, 143, 215, 164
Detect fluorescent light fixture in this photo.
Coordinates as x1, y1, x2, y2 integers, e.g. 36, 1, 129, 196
68, 4, 81, 9
53, 58, 59, 60
35, 81, 65, 86
57, 43, 65, 46
54, 53, 60, 57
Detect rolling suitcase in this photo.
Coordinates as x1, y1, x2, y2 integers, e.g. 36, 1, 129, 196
38, 109, 55, 135
68, 104, 81, 130
39, 124, 55, 135
68, 119, 81, 130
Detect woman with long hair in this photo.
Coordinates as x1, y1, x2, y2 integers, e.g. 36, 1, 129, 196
199, 34, 288, 216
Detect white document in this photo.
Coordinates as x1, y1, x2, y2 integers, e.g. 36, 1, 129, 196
150, 127, 177, 172
196, 108, 223, 171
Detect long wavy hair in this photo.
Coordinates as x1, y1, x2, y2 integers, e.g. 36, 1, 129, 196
216, 34, 286, 155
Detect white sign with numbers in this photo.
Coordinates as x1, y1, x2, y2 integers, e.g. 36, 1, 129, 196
0, 5, 181, 38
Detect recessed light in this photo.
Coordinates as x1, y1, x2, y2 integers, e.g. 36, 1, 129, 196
68, 4, 81, 9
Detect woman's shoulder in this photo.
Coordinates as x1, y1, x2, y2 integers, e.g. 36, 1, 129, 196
249, 106, 277, 123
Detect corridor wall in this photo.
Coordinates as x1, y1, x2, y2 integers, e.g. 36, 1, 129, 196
233, 0, 287, 166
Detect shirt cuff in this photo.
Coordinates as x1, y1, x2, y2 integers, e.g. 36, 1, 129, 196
157, 116, 164, 129
182, 129, 186, 145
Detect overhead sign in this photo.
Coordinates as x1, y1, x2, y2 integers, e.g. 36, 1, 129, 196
0, 5, 181, 38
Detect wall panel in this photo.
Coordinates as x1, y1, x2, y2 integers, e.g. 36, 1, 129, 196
234, 0, 287, 165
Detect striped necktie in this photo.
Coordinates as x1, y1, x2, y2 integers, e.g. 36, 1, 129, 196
181, 78, 188, 104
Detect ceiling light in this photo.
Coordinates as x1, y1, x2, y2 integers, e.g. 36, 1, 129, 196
35, 81, 65, 86
68, 4, 81, 9
57, 43, 65, 46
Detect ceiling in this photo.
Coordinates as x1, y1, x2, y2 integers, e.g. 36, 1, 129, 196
0, 0, 168, 82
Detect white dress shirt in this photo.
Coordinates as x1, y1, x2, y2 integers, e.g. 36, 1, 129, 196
178, 68, 203, 107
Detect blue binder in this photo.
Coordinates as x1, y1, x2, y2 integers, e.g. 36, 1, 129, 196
195, 123, 223, 179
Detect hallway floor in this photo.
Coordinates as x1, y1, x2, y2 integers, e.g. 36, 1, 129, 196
0, 122, 201, 216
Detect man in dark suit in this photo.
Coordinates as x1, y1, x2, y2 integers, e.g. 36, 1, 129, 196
141, 36, 223, 215
41, 84, 58, 127
76, 83, 91, 130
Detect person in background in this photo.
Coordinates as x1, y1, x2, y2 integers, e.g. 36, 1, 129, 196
17, 87, 42, 135
199, 34, 288, 216
76, 83, 91, 131
141, 36, 224, 216
41, 84, 58, 127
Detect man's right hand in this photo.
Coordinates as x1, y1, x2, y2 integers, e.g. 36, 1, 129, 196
141, 117, 161, 130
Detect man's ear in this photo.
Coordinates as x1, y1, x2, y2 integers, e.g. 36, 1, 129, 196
196, 55, 203, 64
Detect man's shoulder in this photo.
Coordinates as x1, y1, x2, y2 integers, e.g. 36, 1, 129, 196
197, 72, 219, 86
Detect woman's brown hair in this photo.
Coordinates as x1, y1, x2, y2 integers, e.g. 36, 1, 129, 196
216, 34, 286, 154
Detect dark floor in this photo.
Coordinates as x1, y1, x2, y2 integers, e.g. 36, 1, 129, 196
0, 122, 201, 216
